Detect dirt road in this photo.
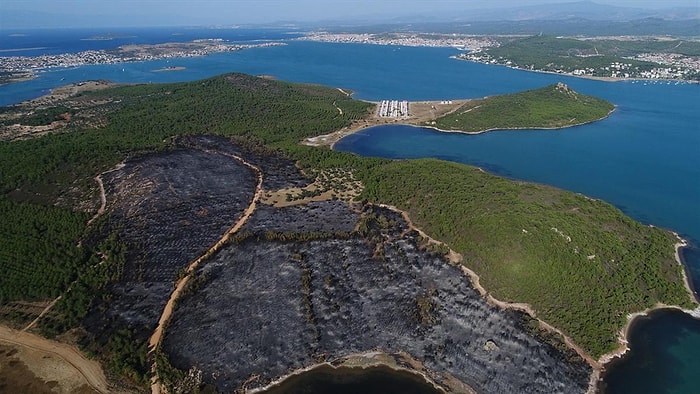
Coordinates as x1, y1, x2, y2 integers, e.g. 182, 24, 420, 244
148, 150, 264, 394
0, 325, 109, 393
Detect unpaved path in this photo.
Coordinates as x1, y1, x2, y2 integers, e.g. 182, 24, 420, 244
87, 163, 125, 227
148, 150, 263, 394
22, 295, 62, 332
0, 325, 109, 393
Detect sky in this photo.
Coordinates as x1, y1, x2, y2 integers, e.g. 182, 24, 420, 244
2, 0, 699, 27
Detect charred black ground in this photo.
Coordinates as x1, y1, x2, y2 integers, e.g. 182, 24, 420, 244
163, 198, 591, 393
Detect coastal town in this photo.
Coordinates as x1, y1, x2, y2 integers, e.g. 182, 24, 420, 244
458, 50, 700, 81
299, 32, 499, 50
4, 32, 698, 85
301, 32, 700, 82
0, 40, 284, 77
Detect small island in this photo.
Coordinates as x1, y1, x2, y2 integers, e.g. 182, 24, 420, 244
0, 70, 35, 85
152, 66, 186, 72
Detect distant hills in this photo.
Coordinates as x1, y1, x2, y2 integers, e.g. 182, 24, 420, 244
327, 18, 700, 37
1, 1, 698, 32
409, 1, 700, 23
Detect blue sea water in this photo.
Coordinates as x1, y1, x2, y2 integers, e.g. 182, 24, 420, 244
1, 29, 699, 392
602, 309, 700, 394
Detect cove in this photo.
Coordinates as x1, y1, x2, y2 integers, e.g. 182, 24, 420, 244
600, 309, 700, 394
259, 364, 443, 394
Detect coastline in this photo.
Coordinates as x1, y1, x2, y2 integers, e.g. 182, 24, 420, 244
674, 234, 698, 301
341, 159, 698, 394
596, 235, 700, 364
246, 351, 459, 394
0, 325, 109, 393
451, 56, 700, 85
587, 232, 699, 392
418, 106, 616, 136
314, 101, 616, 150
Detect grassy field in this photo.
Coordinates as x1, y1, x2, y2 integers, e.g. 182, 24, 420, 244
432, 83, 614, 132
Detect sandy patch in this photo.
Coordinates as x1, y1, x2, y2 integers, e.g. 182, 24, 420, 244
302, 99, 468, 148
0, 326, 108, 393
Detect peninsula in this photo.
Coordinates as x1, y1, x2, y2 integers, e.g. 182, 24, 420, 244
431, 83, 615, 133
304, 83, 614, 147
459, 35, 700, 82
0, 74, 694, 393
301, 32, 700, 82
0, 40, 284, 82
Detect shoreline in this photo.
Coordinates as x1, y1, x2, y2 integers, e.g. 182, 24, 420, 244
418, 106, 616, 136
451, 56, 700, 85
335, 151, 698, 394
596, 235, 700, 373
0, 325, 109, 393
246, 351, 457, 394
315, 100, 616, 149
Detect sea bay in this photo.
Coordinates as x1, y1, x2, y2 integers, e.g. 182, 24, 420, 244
1, 32, 699, 392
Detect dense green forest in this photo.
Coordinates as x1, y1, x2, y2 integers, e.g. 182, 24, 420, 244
433, 83, 614, 132
0, 73, 693, 380
358, 159, 694, 356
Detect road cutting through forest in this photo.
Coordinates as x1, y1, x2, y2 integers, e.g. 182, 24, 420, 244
148, 150, 264, 394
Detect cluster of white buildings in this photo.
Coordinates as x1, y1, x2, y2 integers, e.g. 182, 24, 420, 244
378, 100, 409, 118
459, 50, 699, 81
301, 33, 499, 50
0, 42, 284, 72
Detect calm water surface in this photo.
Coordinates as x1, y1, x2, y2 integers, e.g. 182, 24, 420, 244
1, 33, 699, 392
261, 364, 442, 394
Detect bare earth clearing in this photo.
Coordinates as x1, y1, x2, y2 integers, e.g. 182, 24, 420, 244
0, 326, 107, 393
303, 100, 468, 147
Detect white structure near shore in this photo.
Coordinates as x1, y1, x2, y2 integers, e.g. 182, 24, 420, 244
378, 100, 409, 118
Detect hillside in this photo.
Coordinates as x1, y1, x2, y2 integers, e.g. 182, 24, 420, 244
460, 35, 700, 81
0, 74, 693, 391
432, 83, 614, 133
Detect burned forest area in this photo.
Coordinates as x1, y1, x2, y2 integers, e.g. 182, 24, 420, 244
77, 135, 590, 393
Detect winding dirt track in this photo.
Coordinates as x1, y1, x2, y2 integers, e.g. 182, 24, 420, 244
148, 150, 263, 394
22, 296, 62, 332
0, 325, 109, 393
87, 163, 125, 227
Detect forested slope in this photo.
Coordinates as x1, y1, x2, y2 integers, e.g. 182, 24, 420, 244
0, 74, 692, 388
